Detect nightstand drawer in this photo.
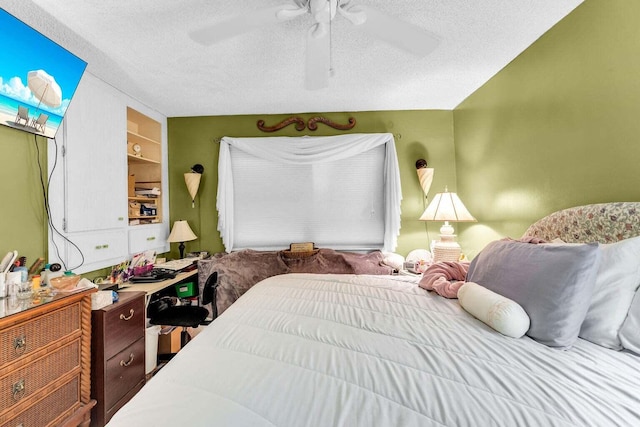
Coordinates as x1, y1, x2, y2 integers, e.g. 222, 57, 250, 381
102, 296, 145, 359
0, 303, 80, 368
104, 337, 145, 411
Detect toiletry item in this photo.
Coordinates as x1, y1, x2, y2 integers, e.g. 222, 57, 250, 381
31, 274, 41, 290
14, 266, 28, 282
28, 258, 45, 276
43, 270, 64, 286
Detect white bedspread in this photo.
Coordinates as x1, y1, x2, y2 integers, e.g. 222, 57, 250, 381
107, 274, 640, 426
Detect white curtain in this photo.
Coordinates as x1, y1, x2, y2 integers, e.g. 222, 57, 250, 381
217, 133, 402, 252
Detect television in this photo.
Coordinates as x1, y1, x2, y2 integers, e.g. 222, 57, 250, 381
0, 8, 87, 139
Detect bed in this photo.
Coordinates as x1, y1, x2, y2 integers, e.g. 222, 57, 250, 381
106, 202, 640, 426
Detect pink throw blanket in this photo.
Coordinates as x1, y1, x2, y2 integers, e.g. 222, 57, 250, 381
419, 261, 470, 298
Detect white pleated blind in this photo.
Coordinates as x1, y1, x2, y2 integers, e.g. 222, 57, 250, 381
230, 144, 386, 251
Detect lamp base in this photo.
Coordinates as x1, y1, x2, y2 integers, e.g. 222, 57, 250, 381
432, 242, 461, 263
178, 242, 186, 259
431, 220, 462, 262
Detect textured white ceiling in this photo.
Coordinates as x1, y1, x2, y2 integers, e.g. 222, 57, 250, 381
2, 0, 583, 117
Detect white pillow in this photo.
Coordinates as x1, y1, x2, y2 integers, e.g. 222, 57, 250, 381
405, 249, 432, 265
381, 252, 405, 271
458, 282, 530, 338
619, 291, 640, 354
579, 236, 640, 349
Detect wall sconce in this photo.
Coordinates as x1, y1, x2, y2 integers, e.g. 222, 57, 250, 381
420, 187, 476, 262
184, 164, 204, 208
415, 159, 434, 196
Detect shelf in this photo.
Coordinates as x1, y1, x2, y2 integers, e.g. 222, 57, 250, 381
127, 107, 162, 226
128, 153, 160, 164
128, 196, 159, 202
127, 130, 160, 146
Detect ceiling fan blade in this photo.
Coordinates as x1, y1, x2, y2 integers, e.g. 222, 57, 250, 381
305, 23, 331, 90
190, 4, 305, 46
347, 5, 439, 57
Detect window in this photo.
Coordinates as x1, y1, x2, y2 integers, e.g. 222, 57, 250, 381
217, 134, 401, 252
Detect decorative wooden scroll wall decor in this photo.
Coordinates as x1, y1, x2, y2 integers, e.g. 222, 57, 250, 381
257, 116, 356, 132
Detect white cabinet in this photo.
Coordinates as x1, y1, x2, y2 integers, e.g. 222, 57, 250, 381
65, 229, 129, 269
128, 224, 168, 254
48, 73, 169, 274
64, 74, 128, 232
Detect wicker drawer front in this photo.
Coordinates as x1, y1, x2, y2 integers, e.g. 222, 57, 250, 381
0, 375, 79, 427
0, 339, 80, 415
104, 337, 145, 410
0, 303, 80, 368
103, 297, 145, 360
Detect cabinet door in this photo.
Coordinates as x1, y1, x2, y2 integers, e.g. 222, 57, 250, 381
65, 229, 128, 270
64, 74, 127, 232
128, 224, 169, 254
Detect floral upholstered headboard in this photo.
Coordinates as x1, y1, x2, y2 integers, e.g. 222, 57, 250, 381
523, 202, 640, 243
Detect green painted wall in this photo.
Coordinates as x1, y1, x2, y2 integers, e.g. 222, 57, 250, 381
0, 125, 48, 263
168, 111, 455, 257
454, 0, 640, 258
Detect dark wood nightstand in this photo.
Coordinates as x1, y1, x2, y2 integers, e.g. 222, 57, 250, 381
90, 291, 146, 427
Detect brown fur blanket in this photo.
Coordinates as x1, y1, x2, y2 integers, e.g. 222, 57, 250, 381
198, 249, 393, 316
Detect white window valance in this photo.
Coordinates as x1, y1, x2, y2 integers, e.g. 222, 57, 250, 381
217, 133, 402, 252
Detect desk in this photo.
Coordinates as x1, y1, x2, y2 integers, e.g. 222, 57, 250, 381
118, 269, 198, 303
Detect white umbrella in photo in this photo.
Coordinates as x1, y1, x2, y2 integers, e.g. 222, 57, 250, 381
28, 69, 62, 109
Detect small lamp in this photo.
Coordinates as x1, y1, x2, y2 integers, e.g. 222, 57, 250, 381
167, 220, 197, 259
420, 187, 476, 262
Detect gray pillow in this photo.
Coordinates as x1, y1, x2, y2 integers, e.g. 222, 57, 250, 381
467, 240, 601, 349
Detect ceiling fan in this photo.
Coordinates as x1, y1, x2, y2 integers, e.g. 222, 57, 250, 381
189, 0, 439, 90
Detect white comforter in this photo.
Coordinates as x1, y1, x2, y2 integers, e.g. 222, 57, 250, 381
107, 274, 640, 426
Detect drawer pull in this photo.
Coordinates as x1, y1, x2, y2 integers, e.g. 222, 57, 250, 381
146, 236, 156, 241
120, 309, 135, 321
13, 335, 26, 355
120, 353, 135, 367
12, 379, 25, 401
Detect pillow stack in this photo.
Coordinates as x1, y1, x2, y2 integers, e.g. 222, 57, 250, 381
464, 236, 640, 353
577, 236, 640, 350
466, 239, 601, 349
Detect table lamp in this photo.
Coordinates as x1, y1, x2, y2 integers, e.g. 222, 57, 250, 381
167, 220, 197, 259
419, 187, 476, 262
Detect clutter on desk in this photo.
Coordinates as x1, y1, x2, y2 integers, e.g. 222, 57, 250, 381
129, 250, 156, 276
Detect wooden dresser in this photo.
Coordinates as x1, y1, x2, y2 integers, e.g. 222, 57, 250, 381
90, 291, 145, 427
0, 289, 96, 427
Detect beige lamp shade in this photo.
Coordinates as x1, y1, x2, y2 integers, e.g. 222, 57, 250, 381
168, 220, 197, 243
168, 220, 198, 259
184, 172, 202, 208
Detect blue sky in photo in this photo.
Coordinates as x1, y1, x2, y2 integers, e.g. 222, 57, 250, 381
0, 8, 87, 117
